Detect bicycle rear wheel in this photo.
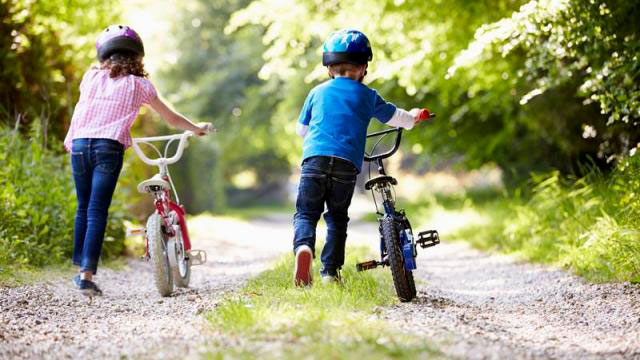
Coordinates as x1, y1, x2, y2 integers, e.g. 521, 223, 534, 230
381, 216, 416, 302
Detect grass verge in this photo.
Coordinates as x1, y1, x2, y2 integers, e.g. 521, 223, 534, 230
0, 257, 129, 288
416, 161, 640, 283
205, 246, 440, 359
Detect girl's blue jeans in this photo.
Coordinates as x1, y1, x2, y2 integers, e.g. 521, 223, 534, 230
293, 156, 358, 276
71, 138, 124, 274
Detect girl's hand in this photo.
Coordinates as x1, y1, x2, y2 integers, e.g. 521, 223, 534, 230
195, 122, 213, 136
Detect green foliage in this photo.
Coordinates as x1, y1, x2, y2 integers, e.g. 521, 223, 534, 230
0, 1, 126, 269
154, 0, 292, 212
224, 0, 547, 177
0, 128, 127, 267
448, 157, 640, 282
450, 0, 640, 162
225, 0, 639, 179
1, 0, 119, 141
206, 247, 440, 359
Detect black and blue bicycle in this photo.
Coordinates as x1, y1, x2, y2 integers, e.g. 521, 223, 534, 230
356, 110, 440, 302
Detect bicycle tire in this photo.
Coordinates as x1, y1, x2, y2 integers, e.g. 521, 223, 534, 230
170, 230, 191, 288
381, 216, 416, 302
147, 213, 173, 297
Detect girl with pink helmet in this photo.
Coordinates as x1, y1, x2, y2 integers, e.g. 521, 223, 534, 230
64, 25, 210, 296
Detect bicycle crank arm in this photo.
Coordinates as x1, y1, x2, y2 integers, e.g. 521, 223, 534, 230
356, 259, 388, 272
188, 249, 207, 266
417, 230, 440, 248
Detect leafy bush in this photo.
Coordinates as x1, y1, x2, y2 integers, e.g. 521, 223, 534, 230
0, 127, 127, 267
450, 0, 640, 163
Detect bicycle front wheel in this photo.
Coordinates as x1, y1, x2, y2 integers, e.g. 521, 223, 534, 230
382, 216, 416, 302
147, 213, 173, 297
168, 229, 191, 288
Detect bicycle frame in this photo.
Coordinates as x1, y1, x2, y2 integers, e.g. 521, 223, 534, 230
362, 122, 439, 272
132, 131, 194, 258
148, 190, 191, 255
357, 112, 439, 301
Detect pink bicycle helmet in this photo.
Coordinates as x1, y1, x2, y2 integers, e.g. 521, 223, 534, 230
96, 25, 144, 62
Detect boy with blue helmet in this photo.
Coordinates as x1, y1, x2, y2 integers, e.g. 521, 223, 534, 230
293, 29, 430, 286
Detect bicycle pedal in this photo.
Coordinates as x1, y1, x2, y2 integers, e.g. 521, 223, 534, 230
356, 260, 380, 272
188, 249, 207, 265
417, 230, 440, 248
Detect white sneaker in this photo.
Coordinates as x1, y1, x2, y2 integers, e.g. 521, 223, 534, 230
321, 275, 338, 284
294, 245, 313, 286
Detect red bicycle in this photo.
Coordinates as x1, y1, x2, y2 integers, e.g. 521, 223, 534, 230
130, 130, 210, 296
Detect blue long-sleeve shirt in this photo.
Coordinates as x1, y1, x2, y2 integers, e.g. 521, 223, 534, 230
297, 77, 397, 172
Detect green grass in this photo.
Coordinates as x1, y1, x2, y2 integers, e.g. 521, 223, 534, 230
0, 257, 129, 287
418, 164, 640, 283
0, 263, 75, 287
205, 246, 440, 359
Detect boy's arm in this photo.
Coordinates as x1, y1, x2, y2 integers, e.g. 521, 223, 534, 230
372, 92, 422, 130
386, 108, 423, 129
296, 92, 314, 137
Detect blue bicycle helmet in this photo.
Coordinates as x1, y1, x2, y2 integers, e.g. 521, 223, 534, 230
322, 29, 373, 66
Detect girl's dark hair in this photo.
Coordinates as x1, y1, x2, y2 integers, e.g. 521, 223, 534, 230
100, 52, 148, 78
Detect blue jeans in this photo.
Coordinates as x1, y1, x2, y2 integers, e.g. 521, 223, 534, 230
71, 138, 124, 274
293, 156, 358, 276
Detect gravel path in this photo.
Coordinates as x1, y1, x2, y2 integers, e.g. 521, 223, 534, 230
0, 215, 293, 359
1, 206, 639, 359
382, 242, 640, 359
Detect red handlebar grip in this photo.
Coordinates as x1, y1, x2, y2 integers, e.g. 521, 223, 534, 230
418, 109, 430, 120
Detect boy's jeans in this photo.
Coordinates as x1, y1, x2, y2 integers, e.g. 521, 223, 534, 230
293, 156, 358, 276
71, 138, 124, 275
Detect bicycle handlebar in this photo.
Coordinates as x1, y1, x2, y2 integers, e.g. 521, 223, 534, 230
132, 131, 195, 167
364, 110, 435, 162
364, 128, 403, 162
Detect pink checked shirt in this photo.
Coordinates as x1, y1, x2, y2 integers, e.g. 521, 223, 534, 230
64, 69, 158, 151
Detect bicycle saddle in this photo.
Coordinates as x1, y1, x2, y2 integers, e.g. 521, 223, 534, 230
137, 174, 171, 193
365, 175, 398, 190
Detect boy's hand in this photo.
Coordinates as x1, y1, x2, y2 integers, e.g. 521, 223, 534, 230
195, 122, 214, 136
410, 108, 433, 125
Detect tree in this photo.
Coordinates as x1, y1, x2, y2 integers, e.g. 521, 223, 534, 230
1, 0, 119, 145
449, 0, 640, 163
155, 0, 292, 211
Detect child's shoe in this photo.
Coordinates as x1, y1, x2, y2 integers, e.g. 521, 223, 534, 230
320, 269, 341, 284
321, 274, 341, 284
294, 245, 313, 287
72, 274, 81, 288
78, 278, 103, 297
